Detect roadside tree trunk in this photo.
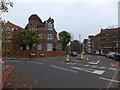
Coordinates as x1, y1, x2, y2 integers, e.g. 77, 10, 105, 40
29, 45, 32, 59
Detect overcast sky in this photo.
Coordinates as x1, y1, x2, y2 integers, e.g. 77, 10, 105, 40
2, 0, 119, 42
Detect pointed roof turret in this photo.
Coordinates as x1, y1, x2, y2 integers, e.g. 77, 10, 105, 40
47, 16, 54, 24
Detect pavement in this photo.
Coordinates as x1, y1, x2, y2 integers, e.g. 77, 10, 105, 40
111, 62, 120, 68
110, 61, 120, 88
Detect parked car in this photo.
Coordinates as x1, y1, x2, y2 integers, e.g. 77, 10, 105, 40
113, 52, 120, 61
82, 51, 85, 55
70, 52, 78, 57
105, 52, 115, 59
94, 51, 100, 55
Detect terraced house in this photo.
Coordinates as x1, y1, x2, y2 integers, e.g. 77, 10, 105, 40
2, 14, 63, 58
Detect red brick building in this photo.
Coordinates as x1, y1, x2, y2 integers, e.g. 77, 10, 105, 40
92, 34, 102, 54
92, 28, 120, 54
2, 21, 24, 57
2, 14, 63, 58
25, 14, 59, 51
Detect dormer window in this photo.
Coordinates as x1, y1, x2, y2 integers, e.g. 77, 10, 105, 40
48, 23, 53, 30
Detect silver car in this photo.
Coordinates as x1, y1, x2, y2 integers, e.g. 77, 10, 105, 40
105, 52, 115, 59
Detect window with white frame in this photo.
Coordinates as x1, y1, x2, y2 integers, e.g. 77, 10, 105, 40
47, 44, 53, 51
47, 34, 52, 40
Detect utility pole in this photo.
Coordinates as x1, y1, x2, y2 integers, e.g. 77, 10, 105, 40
0, 7, 2, 59
79, 34, 84, 60
79, 34, 81, 53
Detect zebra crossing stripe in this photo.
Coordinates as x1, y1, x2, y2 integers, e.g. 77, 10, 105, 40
108, 68, 117, 71
90, 65, 98, 68
60, 61, 117, 71
99, 67, 106, 69
83, 65, 91, 67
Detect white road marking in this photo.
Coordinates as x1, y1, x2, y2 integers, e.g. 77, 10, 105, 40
83, 64, 91, 67
72, 63, 77, 65
92, 70, 105, 75
99, 67, 106, 69
71, 67, 105, 75
90, 65, 98, 68
107, 70, 118, 88
108, 68, 117, 71
66, 63, 70, 64
62, 62, 65, 63
99, 77, 120, 83
28, 61, 43, 65
50, 65, 78, 73
89, 60, 100, 65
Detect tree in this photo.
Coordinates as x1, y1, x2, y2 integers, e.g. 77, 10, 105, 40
13, 31, 26, 51
0, 0, 13, 13
13, 30, 40, 59
24, 30, 40, 58
70, 40, 80, 52
58, 31, 71, 51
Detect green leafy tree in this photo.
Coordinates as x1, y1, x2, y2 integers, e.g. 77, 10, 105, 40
70, 40, 80, 52
13, 30, 40, 59
24, 30, 40, 59
13, 31, 26, 51
0, 0, 13, 13
58, 31, 71, 51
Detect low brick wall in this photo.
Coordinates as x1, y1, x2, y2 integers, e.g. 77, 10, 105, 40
2, 51, 66, 58
36, 51, 66, 57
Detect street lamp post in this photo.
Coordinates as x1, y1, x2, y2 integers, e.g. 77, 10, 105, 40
0, 9, 2, 59
79, 34, 84, 60
79, 34, 81, 53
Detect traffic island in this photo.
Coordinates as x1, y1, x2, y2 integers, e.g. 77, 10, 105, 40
76, 54, 86, 60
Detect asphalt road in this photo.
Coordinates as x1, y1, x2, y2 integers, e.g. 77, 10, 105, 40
5, 55, 120, 88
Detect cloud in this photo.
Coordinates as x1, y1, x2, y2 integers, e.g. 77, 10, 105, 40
2, 0, 118, 41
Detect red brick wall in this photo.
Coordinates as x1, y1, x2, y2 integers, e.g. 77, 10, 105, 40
2, 51, 66, 58
36, 51, 66, 57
